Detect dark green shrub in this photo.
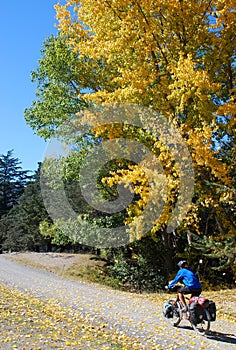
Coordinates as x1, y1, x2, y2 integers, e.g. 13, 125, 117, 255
108, 253, 166, 293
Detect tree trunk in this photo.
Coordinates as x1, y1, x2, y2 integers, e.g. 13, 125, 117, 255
160, 228, 176, 273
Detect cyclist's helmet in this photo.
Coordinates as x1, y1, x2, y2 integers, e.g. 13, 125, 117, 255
177, 260, 187, 267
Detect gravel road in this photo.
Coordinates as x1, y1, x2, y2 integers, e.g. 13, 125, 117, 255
0, 256, 235, 349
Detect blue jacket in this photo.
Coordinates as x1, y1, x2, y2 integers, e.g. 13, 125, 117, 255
168, 267, 202, 289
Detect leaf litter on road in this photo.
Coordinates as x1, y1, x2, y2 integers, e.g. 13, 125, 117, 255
0, 283, 147, 349
1, 253, 236, 349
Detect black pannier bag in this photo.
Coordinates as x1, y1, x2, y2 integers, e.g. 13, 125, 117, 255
163, 302, 174, 318
189, 301, 205, 325
206, 300, 217, 321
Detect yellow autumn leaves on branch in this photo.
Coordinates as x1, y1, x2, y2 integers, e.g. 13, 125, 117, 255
53, 0, 235, 238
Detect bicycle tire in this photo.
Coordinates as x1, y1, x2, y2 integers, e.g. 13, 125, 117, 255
191, 308, 211, 335
168, 299, 182, 327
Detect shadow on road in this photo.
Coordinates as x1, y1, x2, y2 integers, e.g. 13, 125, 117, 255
206, 330, 236, 346
176, 325, 236, 346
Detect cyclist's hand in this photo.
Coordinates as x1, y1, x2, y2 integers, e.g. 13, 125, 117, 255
164, 285, 170, 292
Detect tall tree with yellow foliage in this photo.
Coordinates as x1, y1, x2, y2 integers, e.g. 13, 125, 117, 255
54, 0, 235, 240
25, 1, 235, 270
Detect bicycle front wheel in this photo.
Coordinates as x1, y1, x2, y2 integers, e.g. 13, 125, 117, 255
191, 309, 210, 335
168, 299, 182, 327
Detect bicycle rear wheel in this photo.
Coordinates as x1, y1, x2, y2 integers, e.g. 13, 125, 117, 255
191, 309, 210, 335
168, 299, 182, 326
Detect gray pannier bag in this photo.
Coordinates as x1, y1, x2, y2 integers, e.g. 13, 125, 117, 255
163, 302, 174, 318
189, 301, 205, 325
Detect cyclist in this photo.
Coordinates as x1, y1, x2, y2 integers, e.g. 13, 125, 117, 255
167, 260, 202, 311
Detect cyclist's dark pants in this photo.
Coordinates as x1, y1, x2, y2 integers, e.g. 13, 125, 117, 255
178, 286, 202, 297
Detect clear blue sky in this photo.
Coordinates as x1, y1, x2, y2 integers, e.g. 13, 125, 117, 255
0, 1, 60, 172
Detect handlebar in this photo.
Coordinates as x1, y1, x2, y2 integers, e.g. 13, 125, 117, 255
166, 285, 182, 293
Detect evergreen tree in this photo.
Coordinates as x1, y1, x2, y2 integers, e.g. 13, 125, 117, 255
0, 150, 29, 217
0, 163, 50, 252
191, 233, 235, 286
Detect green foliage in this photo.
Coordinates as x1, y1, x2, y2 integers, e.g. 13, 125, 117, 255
0, 150, 30, 217
104, 237, 167, 292
39, 154, 127, 248
39, 220, 71, 246
108, 253, 165, 293
0, 207, 33, 252
192, 233, 236, 283
0, 163, 50, 252
24, 35, 88, 139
